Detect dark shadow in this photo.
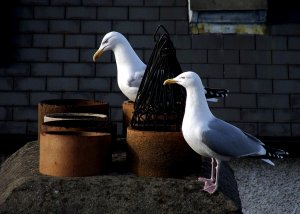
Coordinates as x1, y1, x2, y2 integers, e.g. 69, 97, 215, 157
0, 1, 19, 67
268, 0, 300, 23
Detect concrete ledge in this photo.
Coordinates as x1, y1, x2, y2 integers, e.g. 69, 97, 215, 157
0, 141, 242, 213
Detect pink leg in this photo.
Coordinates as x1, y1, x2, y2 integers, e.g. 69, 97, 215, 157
198, 158, 216, 183
203, 159, 221, 194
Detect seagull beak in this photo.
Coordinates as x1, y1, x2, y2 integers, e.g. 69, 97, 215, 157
93, 48, 104, 62
163, 79, 177, 85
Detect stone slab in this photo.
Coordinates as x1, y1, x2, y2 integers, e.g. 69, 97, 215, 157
0, 141, 242, 213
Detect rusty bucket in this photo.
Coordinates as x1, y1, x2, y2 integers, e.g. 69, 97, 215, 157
122, 101, 134, 137
126, 127, 201, 178
39, 130, 111, 177
38, 99, 109, 142
41, 120, 117, 145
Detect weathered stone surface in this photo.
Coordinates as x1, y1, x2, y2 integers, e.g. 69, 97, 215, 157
0, 141, 241, 213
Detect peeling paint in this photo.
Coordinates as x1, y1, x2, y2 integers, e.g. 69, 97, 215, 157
194, 11, 267, 23
188, 0, 268, 34
190, 23, 267, 34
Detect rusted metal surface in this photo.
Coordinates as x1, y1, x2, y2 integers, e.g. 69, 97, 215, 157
37, 99, 109, 142
126, 127, 202, 177
39, 131, 111, 177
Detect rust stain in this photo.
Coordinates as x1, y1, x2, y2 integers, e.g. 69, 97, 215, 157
190, 23, 267, 35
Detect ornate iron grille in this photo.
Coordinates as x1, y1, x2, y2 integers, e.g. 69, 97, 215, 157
131, 26, 186, 131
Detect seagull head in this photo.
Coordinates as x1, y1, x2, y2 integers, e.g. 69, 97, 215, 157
93, 31, 126, 62
163, 71, 204, 90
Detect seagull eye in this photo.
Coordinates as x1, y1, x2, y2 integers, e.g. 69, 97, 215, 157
103, 39, 108, 44
180, 76, 186, 79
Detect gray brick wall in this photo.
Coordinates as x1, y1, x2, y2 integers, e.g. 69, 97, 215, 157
0, 0, 300, 140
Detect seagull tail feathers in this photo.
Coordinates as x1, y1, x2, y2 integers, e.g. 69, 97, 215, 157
204, 88, 229, 99
261, 159, 275, 166
206, 98, 218, 102
262, 146, 289, 160
260, 146, 288, 166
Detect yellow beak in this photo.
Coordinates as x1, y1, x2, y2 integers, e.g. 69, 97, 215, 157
93, 48, 104, 62
163, 79, 177, 85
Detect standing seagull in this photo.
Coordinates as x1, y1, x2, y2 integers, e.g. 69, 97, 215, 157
163, 71, 288, 194
93, 31, 228, 102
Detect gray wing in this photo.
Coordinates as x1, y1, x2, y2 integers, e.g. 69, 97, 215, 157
128, 71, 144, 88
128, 67, 146, 88
202, 118, 265, 158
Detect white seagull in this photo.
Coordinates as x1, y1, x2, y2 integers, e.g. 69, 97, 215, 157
93, 31, 228, 102
93, 31, 145, 101
163, 71, 288, 194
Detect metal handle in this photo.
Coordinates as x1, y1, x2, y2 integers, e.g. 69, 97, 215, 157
154, 25, 170, 42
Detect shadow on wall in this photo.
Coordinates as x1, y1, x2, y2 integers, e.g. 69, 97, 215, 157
0, 1, 19, 67
268, 0, 300, 23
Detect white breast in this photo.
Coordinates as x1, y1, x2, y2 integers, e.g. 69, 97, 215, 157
182, 112, 211, 157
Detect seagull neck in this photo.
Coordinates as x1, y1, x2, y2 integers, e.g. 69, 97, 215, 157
185, 86, 214, 121
113, 40, 144, 70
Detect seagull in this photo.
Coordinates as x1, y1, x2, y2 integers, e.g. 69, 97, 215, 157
93, 31, 145, 101
163, 71, 288, 194
93, 31, 228, 102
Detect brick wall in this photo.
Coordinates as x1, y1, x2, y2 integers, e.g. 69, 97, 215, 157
0, 0, 300, 141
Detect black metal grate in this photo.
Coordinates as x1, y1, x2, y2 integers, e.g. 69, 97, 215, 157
131, 26, 186, 131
